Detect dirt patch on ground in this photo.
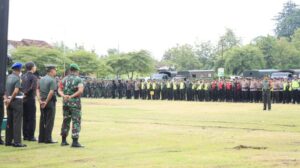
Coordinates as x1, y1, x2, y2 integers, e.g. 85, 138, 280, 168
233, 145, 267, 150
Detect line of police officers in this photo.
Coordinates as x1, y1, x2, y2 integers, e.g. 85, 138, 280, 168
83, 77, 300, 107
1, 62, 84, 148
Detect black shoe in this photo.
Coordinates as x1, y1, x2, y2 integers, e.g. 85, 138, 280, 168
61, 141, 70, 146
61, 137, 69, 146
23, 137, 29, 141
71, 138, 84, 148
28, 137, 37, 142
45, 140, 58, 144
13, 143, 27, 148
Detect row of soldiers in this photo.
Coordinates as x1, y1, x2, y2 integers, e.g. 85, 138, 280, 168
82, 78, 300, 104
1, 62, 84, 148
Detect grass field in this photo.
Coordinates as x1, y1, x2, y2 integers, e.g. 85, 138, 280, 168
0, 99, 300, 168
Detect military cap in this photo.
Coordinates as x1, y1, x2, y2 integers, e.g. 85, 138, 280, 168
70, 63, 80, 71
11, 62, 23, 70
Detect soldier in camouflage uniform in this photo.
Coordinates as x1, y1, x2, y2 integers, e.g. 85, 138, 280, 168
58, 64, 84, 148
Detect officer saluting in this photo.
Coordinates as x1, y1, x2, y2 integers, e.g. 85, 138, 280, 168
4, 63, 27, 147
58, 64, 84, 148
37, 65, 57, 144
262, 76, 272, 111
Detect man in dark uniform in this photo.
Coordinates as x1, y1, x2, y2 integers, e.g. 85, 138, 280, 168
4, 63, 27, 147
37, 65, 57, 144
22, 62, 38, 141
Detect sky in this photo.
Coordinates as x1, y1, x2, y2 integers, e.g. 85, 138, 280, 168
8, 0, 300, 60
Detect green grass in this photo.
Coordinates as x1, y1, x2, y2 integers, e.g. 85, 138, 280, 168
0, 99, 300, 168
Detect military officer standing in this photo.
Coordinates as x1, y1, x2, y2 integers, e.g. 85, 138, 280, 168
37, 65, 57, 144
58, 64, 84, 148
262, 76, 272, 111
22, 62, 38, 141
4, 63, 27, 147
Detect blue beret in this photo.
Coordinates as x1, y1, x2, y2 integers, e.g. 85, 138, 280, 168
11, 62, 23, 70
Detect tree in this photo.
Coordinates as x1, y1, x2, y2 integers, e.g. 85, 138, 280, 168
253, 35, 277, 68
126, 50, 155, 79
194, 41, 216, 69
163, 44, 201, 70
66, 50, 101, 75
215, 28, 241, 69
273, 37, 300, 69
224, 45, 265, 75
106, 53, 131, 78
106, 50, 155, 79
291, 28, 300, 50
11, 46, 69, 75
275, 0, 300, 38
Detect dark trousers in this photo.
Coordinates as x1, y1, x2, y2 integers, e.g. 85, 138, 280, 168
6, 99, 23, 144
39, 100, 56, 142
283, 91, 291, 104
23, 98, 36, 139
263, 90, 271, 110
0, 97, 3, 140
134, 90, 140, 99
249, 91, 257, 102
242, 91, 248, 102
292, 90, 299, 104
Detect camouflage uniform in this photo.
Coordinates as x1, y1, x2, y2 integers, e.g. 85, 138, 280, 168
60, 74, 83, 139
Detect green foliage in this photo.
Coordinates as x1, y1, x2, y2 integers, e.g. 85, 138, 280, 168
272, 37, 300, 69
162, 44, 201, 70
253, 35, 277, 69
275, 0, 300, 38
11, 46, 69, 75
66, 50, 101, 75
194, 41, 215, 69
291, 28, 300, 50
106, 50, 155, 79
224, 45, 265, 75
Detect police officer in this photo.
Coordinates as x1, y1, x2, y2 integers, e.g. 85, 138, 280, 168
59, 64, 84, 148
262, 76, 272, 111
4, 63, 27, 147
37, 65, 57, 144
22, 62, 38, 141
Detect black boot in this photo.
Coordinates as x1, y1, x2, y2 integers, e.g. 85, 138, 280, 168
61, 137, 69, 146
71, 138, 84, 148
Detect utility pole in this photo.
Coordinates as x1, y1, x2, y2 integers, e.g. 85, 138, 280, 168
0, 0, 10, 96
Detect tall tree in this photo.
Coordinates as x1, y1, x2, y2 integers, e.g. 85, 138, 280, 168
291, 28, 300, 50
275, 0, 300, 38
273, 37, 300, 69
215, 28, 241, 69
11, 46, 69, 75
194, 41, 216, 69
66, 50, 101, 75
253, 35, 277, 69
224, 45, 265, 75
163, 44, 201, 70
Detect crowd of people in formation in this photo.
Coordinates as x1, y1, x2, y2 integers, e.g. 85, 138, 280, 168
82, 78, 300, 104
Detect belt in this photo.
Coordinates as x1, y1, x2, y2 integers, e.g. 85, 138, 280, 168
8, 96, 23, 99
